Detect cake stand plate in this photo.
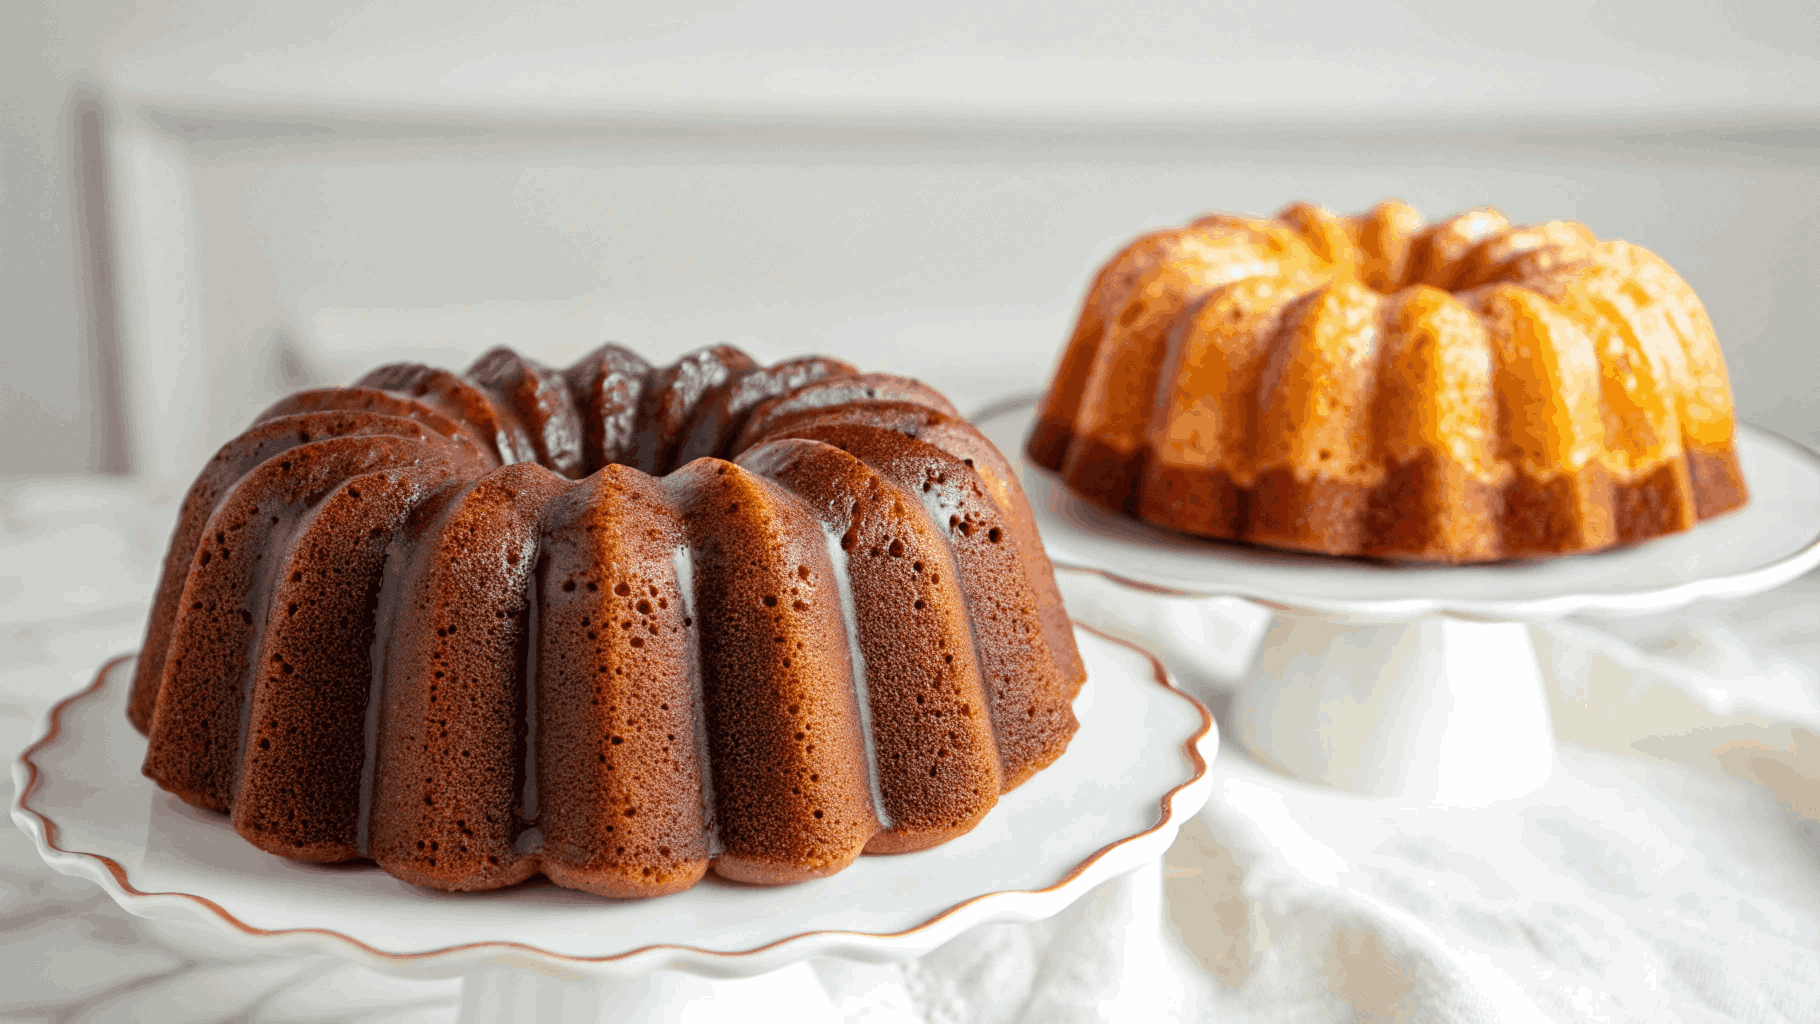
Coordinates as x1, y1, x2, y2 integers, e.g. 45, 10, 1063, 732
977, 399, 1820, 804
11, 626, 1214, 1022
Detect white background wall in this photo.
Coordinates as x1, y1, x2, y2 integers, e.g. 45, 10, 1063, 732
6, 1, 1819, 477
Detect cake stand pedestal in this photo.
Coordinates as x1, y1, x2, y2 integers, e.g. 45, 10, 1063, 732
12, 628, 1214, 1024
977, 399, 1820, 805
446, 960, 843, 1023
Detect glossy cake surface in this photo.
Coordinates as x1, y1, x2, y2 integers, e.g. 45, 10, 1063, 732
1030, 201, 1749, 563
131, 345, 1084, 898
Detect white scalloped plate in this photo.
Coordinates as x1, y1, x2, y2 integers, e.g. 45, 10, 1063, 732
10, 625, 1214, 982
976, 399, 1820, 622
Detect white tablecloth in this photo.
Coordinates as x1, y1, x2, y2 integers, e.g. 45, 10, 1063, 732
4, 475, 1818, 1022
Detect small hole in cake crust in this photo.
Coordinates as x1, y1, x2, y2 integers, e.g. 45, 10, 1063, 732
614, 582, 631, 596
763, 595, 778, 607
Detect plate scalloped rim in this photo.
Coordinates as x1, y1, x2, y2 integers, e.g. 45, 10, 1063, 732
11, 625, 1215, 982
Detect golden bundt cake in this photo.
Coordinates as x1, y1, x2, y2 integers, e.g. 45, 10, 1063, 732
1029, 200, 1749, 563
130, 344, 1084, 898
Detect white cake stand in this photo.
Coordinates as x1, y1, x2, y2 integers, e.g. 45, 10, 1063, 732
977, 398, 1820, 805
10, 626, 1214, 1024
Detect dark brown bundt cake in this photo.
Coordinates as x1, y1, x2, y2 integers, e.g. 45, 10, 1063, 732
130, 344, 1085, 898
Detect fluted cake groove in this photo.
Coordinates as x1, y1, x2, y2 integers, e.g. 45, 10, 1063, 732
131, 344, 1085, 898
1030, 200, 1750, 563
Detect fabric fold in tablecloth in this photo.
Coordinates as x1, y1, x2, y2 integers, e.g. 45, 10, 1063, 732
4, 477, 1819, 1022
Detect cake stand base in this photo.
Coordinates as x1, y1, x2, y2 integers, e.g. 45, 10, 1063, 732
454, 959, 839, 1024
1234, 612, 1554, 805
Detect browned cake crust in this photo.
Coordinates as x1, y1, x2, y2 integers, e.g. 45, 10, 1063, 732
771, 424, 1079, 790
736, 439, 1003, 854
127, 410, 484, 734
733, 373, 958, 453
467, 349, 586, 479
561, 345, 653, 473
141, 436, 457, 811
1032, 201, 1751, 563
666, 460, 879, 884
634, 346, 759, 473
369, 463, 573, 892
536, 467, 709, 898
357, 363, 540, 467
132, 344, 1086, 897
742, 400, 1083, 695
676, 356, 857, 466
230, 457, 459, 863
